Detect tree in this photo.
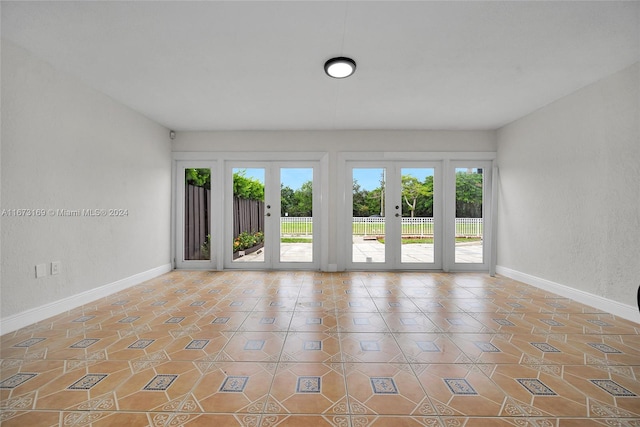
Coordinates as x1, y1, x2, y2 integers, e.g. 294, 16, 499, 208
185, 168, 211, 189
280, 184, 295, 216
455, 171, 483, 217
233, 170, 264, 200
292, 181, 313, 217
401, 175, 431, 217
281, 181, 313, 217
352, 180, 370, 216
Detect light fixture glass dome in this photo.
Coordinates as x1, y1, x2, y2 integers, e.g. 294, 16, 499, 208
324, 57, 356, 78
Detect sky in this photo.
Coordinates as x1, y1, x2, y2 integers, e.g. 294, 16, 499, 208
233, 168, 312, 191
354, 168, 434, 191
234, 167, 435, 192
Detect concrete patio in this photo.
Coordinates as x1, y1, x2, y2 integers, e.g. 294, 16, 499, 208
234, 237, 483, 264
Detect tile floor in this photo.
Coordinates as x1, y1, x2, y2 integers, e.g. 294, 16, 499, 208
1, 270, 639, 426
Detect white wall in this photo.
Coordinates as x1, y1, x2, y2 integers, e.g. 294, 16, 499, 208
1, 40, 172, 322
497, 63, 640, 308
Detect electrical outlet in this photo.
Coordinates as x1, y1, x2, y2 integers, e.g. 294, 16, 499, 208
51, 261, 61, 275
35, 264, 47, 278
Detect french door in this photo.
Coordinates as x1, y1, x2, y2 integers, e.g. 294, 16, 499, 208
224, 161, 320, 269
346, 161, 442, 270
175, 161, 217, 269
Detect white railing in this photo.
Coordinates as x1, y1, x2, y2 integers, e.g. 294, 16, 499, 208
281, 217, 483, 237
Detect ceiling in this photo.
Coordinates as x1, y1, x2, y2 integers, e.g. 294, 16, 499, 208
2, 1, 638, 131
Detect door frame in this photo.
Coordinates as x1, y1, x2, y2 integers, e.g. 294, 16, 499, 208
172, 151, 328, 271
445, 160, 494, 272
224, 161, 321, 270
174, 160, 218, 270
344, 161, 443, 270
337, 152, 496, 272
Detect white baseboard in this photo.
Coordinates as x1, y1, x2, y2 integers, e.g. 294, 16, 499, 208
496, 265, 640, 325
0, 263, 173, 336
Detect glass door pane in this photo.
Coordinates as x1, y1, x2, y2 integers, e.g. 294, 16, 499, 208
184, 168, 211, 261
232, 168, 266, 264
400, 168, 435, 264
280, 168, 313, 263
454, 167, 484, 263
352, 168, 386, 263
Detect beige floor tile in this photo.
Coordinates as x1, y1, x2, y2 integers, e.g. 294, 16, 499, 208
2, 270, 639, 424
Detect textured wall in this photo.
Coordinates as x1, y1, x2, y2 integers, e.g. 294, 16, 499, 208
497, 63, 640, 305
1, 40, 172, 317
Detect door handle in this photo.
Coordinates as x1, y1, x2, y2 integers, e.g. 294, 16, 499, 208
266, 213, 271, 217
395, 213, 400, 217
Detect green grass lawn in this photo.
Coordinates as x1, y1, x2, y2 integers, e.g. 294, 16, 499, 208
377, 237, 481, 244
282, 223, 480, 235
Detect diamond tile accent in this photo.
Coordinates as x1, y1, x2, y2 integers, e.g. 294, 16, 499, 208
208, 289, 221, 294
243, 289, 255, 294
516, 379, 557, 396
417, 341, 440, 352
13, 338, 46, 348
165, 316, 185, 324
270, 302, 283, 307
128, 339, 155, 349
68, 374, 108, 390
307, 302, 322, 307
143, 374, 178, 391
370, 377, 399, 394
175, 289, 188, 294
360, 341, 380, 351
70, 339, 100, 348
473, 342, 501, 352
493, 319, 515, 326
444, 378, 478, 395
388, 302, 402, 307
587, 319, 611, 327
424, 302, 443, 308
230, 301, 244, 307
303, 341, 322, 351
530, 342, 561, 353
72, 316, 96, 323
118, 316, 140, 323
506, 302, 525, 309
151, 301, 167, 306
540, 319, 564, 327
588, 343, 622, 354
186, 339, 210, 350
400, 318, 418, 325
349, 302, 362, 307
260, 317, 276, 324
590, 380, 636, 397
111, 300, 129, 306
190, 301, 206, 306
353, 318, 370, 325
244, 340, 265, 350
219, 376, 249, 392
446, 318, 466, 326
212, 317, 230, 324
296, 376, 321, 393
0, 373, 37, 389
306, 317, 322, 325
546, 302, 566, 308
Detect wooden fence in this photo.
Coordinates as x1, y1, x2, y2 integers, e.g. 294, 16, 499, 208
233, 196, 264, 238
185, 187, 264, 260
184, 184, 210, 260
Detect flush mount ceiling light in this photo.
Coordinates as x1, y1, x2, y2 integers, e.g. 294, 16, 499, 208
324, 57, 356, 78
